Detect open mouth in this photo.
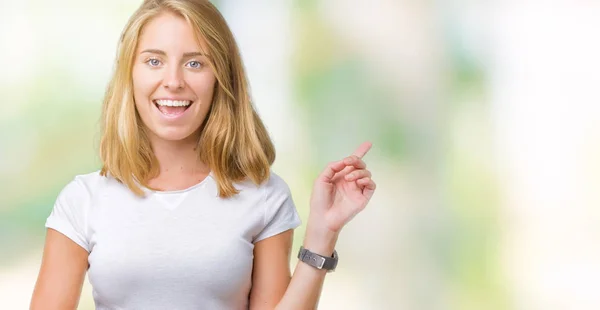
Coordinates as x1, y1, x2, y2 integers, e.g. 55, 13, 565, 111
153, 99, 194, 117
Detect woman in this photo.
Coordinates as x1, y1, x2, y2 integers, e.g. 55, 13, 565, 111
30, 0, 376, 309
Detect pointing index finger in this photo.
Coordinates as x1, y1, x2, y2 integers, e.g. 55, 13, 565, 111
352, 141, 373, 159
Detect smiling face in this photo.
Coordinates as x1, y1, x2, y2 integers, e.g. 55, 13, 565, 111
132, 11, 216, 144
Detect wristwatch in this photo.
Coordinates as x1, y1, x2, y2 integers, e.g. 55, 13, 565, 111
297, 246, 338, 272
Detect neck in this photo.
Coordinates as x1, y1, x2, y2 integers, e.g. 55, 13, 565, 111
149, 132, 210, 178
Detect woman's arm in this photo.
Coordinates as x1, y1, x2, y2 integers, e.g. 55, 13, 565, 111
249, 228, 336, 310
249, 230, 294, 309
30, 228, 89, 310
250, 142, 376, 310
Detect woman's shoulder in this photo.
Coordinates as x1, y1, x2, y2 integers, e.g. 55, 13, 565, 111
259, 170, 293, 201
229, 170, 292, 199
233, 170, 289, 190
263, 171, 290, 192
71, 169, 115, 189
59, 170, 119, 200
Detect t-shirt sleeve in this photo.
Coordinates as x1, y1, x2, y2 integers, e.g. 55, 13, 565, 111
254, 173, 302, 243
45, 176, 91, 252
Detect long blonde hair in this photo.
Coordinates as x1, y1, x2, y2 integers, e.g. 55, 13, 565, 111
99, 0, 275, 198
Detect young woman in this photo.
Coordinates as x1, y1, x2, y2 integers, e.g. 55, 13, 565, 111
30, 1, 376, 309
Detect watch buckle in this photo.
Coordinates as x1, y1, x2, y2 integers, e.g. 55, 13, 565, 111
312, 255, 326, 269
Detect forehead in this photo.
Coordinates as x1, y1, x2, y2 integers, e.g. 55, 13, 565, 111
137, 11, 207, 53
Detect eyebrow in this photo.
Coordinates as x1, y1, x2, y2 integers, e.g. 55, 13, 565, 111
140, 49, 207, 57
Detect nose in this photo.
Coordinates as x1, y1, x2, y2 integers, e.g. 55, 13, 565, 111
163, 65, 184, 90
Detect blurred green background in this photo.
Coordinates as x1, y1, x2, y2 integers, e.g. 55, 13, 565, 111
2, 0, 600, 309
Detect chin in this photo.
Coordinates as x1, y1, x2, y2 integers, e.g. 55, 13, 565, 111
151, 126, 200, 142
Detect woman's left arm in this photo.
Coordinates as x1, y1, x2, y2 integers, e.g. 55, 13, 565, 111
249, 142, 376, 310
249, 229, 294, 309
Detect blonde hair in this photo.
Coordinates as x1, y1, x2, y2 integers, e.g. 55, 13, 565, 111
99, 0, 275, 198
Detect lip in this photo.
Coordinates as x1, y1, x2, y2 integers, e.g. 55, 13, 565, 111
152, 99, 195, 120
153, 97, 194, 101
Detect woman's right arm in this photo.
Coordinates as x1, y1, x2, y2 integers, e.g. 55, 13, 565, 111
30, 228, 89, 310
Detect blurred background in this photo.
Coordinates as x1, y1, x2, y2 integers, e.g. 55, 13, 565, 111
1, 0, 600, 309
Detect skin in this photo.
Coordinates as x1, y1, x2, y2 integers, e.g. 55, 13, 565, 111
31, 11, 376, 310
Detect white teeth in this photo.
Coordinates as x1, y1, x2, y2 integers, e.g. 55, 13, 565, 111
154, 100, 192, 107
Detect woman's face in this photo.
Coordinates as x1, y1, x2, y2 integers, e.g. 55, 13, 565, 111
132, 11, 216, 143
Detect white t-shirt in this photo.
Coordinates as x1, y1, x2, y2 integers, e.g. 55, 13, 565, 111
45, 170, 302, 310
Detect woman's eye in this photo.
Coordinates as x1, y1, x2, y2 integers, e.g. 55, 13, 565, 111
187, 61, 202, 69
147, 58, 161, 67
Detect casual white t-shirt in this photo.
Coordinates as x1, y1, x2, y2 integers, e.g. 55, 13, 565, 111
45, 170, 302, 310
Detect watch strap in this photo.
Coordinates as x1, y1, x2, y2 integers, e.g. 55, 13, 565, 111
297, 246, 338, 272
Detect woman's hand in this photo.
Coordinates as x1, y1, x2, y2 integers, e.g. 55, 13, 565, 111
307, 141, 377, 239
